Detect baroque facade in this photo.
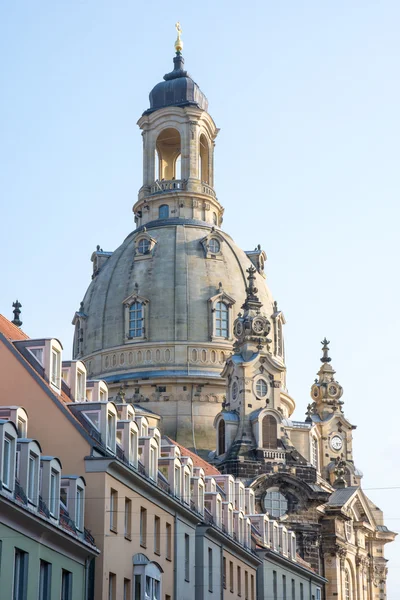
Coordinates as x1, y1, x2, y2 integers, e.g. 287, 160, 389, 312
69, 28, 395, 600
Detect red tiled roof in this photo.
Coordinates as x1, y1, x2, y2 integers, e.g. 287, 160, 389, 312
164, 436, 221, 476
0, 314, 29, 341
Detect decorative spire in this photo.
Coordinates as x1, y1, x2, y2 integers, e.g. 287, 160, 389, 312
11, 300, 22, 327
174, 21, 183, 54
320, 338, 332, 363
241, 266, 262, 311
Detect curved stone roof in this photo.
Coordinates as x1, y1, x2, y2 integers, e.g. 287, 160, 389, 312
78, 220, 275, 382
144, 54, 208, 115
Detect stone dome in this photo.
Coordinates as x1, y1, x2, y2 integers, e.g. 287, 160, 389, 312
75, 218, 277, 450
145, 54, 208, 115
80, 218, 274, 363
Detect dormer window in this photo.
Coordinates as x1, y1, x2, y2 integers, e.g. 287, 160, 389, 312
3, 435, 13, 489
77, 369, 86, 402
29, 347, 43, 365
76, 485, 84, 531
107, 411, 116, 452
51, 348, 61, 388
28, 452, 39, 504
17, 417, 27, 438
138, 239, 150, 254
129, 429, 138, 467
209, 238, 220, 254
49, 469, 59, 516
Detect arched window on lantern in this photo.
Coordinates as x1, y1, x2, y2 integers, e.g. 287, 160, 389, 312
218, 420, 226, 456
156, 128, 181, 180
262, 415, 277, 449
199, 134, 209, 183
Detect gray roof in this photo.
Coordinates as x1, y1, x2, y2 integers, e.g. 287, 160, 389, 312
327, 486, 359, 507
145, 54, 208, 115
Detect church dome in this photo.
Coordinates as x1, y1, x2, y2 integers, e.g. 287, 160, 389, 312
79, 218, 274, 364
145, 54, 208, 114
73, 34, 286, 451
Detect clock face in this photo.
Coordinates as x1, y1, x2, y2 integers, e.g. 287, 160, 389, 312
329, 384, 338, 396
330, 435, 343, 451
252, 318, 264, 334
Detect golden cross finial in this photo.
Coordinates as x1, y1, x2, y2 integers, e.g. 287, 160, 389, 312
175, 21, 183, 53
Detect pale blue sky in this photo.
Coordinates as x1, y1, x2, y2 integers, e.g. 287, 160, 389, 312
1, 1, 399, 593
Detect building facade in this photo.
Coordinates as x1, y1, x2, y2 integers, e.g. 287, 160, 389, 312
0, 407, 98, 600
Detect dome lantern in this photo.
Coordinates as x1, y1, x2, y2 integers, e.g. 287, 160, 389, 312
134, 24, 223, 230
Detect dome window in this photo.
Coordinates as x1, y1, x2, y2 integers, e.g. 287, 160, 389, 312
138, 239, 150, 254
208, 239, 220, 254
134, 233, 157, 262
129, 302, 144, 338
209, 284, 235, 342
215, 302, 228, 338
123, 287, 149, 344
159, 204, 169, 219
200, 230, 224, 260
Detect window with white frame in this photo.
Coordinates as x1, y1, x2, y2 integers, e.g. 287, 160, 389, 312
3, 435, 13, 489
83, 410, 100, 430
29, 347, 44, 365
255, 378, 268, 399
129, 430, 138, 466
51, 349, 61, 387
128, 302, 144, 338
76, 486, 84, 531
49, 469, 59, 516
149, 447, 157, 481
107, 412, 116, 452
214, 301, 229, 337
28, 452, 39, 504
76, 370, 86, 402
17, 417, 27, 438
198, 482, 205, 514
208, 238, 220, 254
184, 471, 190, 504
174, 465, 181, 497
138, 238, 150, 254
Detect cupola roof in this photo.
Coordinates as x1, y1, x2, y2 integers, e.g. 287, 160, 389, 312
144, 25, 208, 115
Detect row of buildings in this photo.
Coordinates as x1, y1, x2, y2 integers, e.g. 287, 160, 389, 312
0, 314, 325, 599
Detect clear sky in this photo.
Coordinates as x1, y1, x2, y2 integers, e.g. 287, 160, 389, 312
1, 1, 399, 593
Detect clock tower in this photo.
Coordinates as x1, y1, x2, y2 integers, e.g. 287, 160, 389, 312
308, 339, 361, 487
